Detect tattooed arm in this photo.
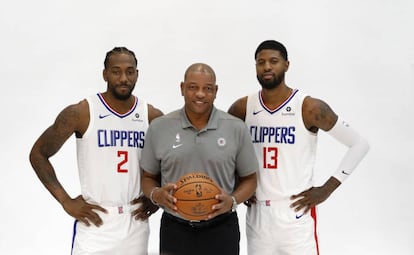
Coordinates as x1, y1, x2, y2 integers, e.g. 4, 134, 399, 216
302, 96, 338, 133
290, 96, 341, 213
29, 100, 106, 226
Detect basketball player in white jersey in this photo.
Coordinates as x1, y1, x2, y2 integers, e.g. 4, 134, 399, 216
228, 40, 370, 255
30, 47, 163, 255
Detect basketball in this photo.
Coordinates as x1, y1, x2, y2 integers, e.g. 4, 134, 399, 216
173, 172, 221, 221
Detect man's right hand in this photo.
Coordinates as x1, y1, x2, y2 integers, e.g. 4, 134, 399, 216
152, 184, 177, 211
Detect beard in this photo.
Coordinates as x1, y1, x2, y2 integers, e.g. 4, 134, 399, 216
110, 84, 135, 100
257, 72, 285, 90
113, 92, 131, 100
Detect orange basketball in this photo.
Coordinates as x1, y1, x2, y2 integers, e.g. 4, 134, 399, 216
173, 172, 221, 221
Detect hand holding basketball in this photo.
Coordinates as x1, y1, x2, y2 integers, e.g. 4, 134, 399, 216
150, 183, 178, 211
173, 172, 221, 221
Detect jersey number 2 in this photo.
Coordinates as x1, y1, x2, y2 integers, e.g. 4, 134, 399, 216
263, 146, 278, 169
117, 151, 128, 173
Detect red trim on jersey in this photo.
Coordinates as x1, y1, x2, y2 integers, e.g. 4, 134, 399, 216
258, 89, 299, 114
97, 93, 138, 118
311, 207, 320, 255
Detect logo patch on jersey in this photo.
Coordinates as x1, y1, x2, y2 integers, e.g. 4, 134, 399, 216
253, 109, 264, 115
99, 113, 112, 119
132, 113, 143, 122
281, 106, 295, 116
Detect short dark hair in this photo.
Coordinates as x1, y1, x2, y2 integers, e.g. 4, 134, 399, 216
104, 47, 137, 68
254, 40, 288, 61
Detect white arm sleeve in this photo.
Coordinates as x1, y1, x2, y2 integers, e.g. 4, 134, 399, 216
327, 117, 370, 183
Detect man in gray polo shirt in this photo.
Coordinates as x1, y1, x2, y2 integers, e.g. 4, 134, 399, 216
140, 63, 258, 255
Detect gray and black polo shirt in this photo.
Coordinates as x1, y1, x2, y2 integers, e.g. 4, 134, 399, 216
140, 106, 258, 195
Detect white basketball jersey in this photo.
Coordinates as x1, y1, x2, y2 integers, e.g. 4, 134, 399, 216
245, 89, 317, 201
76, 93, 148, 206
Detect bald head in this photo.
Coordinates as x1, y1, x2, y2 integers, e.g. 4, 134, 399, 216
184, 63, 216, 82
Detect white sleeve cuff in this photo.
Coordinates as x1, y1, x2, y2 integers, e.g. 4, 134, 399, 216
327, 118, 370, 183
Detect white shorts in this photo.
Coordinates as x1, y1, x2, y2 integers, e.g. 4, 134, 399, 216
71, 203, 149, 255
246, 200, 319, 255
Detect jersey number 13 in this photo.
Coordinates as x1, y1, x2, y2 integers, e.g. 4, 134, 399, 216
263, 146, 278, 169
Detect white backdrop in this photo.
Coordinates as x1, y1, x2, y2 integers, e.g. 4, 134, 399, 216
1, 0, 413, 254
